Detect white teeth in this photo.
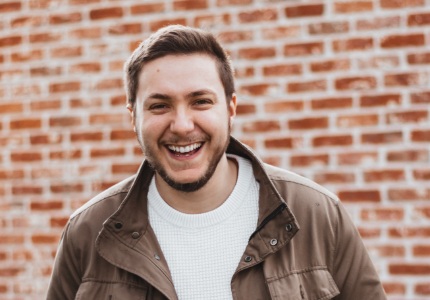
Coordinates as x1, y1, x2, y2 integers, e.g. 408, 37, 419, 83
168, 143, 201, 154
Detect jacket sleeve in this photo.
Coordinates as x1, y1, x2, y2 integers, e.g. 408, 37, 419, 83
46, 221, 82, 300
332, 202, 387, 300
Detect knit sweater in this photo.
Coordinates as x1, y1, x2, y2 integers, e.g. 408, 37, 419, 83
147, 155, 260, 300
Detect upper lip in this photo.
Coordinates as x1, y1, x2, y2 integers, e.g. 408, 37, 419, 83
167, 142, 202, 153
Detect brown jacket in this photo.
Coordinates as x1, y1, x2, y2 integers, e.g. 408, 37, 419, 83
47, 137, 386, 300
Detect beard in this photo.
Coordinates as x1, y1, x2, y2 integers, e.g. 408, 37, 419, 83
136, 122, 231, 193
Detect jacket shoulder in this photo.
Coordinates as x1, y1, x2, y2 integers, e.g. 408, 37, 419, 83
70, 175, 136, 220
264, 163, 339, 205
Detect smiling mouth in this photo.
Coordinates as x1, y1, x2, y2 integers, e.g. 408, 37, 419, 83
167, 142, 203, 156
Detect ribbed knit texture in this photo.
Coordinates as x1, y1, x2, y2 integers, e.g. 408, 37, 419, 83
148, 155, 260, 300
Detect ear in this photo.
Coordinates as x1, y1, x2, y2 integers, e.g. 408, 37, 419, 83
126, 103, 136, 132
228, 94, 237, 124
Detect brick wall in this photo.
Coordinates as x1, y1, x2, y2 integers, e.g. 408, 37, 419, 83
1, 0, 429, 299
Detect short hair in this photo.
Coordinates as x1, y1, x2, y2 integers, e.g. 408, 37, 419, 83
124, 25, 235, 108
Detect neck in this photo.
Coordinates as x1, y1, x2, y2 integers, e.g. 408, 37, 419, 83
155, 155, 238, 214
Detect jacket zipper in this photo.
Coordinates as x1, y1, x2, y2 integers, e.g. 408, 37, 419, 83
249, 203, 287, 241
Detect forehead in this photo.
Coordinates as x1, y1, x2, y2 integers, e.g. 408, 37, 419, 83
137, 54, 224, 98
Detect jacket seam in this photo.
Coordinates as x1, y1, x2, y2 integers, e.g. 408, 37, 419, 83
265, 265, 329, 283
81, 278, 148, 289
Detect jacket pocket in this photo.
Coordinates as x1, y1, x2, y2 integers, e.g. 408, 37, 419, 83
75, 280, 148, 300
266, 266, 340, 300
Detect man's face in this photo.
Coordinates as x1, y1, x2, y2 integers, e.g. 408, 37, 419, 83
131, 54, 236, 192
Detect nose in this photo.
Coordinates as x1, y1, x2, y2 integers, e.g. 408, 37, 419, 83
170, 108, 194, 135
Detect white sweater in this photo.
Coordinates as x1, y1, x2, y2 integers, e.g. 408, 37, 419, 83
148, 155, 260, 300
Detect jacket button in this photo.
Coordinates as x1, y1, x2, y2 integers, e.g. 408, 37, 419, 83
270, 239, 278, 246
154, 254, 160, 261
286, 223, 294, 232
131, 232, 140, 239
114, 222, 123, 229
244, 256, 252, 262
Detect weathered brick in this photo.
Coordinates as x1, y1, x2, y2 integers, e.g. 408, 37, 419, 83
311, 97, 353, 110
381, 33, 425, 48
287, 80, 326, 93
173, 0, 208, 10
364, 169, 405, 182
131, 3, 165, 14
309, 21, 349, 35
264, 137, 293, 149
334, 1, 373, 13
338, 190, 381, 202
242, 120, 281, 133
335, 76, 376, 90
289, 117, 328, 130
49, 12, 82, 24
290, 154, 329, 167
0, 35, 22, 47
381, 0, 424, 8
310, 59, 350, 72
265, 100, 304, 113
362, 131, 403, 144
313, 134, 353, 147
360, 93, 401, 107
337, 114, 378, 127
385, 72, 426, 87
389, 264, 430, 275
0, 2, 21, 12
284, 42, 324, 56
285, 4, 324, 18
238, 47, 276, 60
357, 16, 401, 30
333, 38, 373, 52
90, 7, 123, 20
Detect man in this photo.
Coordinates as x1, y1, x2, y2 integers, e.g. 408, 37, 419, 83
47, 25, 386, 299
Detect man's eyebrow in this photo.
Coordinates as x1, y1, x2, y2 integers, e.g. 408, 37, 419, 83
186, 89, 217, 98
146, 93, 172, 101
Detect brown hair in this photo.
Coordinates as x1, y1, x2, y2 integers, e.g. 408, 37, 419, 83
124, 25, 235, 108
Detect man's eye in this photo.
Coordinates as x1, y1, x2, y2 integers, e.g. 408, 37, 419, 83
194, 99, 212, 106
149, 104, 168, 110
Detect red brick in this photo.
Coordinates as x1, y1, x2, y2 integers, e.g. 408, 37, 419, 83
173, 0, 208, 10
289, 117, 328, 130
90, 147, 125, 158
110, 129, 135, 141
12, 185, 43, 195
131, 3, 165, 14
108, 23, 142, 35
284, 42, 323, 56
309, 21, 349, 35
413, 245, 430, 256
29, 32, 61, 43
408, 52, 430, 65
0, 35, 22, 47
311, 97, 353, 110
49, 116, 81, 127
412, 130, 430, 142
217, 0, 252, 5
358, 227, 381, 238
11, 49, 43, 62
0, 2, 21, 12
49, 81, 80, 93
314, 172, 355, 184
30, 201, 63, 211
11, 15, 44, 28
414, 169, 430, 181
360, 93, 401, 107
390, 264, 430, 275
31, 167, 63, 178
337, 114, 378, 128
264, 137, 293, 149
0, 103, 23, 114
364, 169, 405, 182
313, 135, 353, 147
112, 163, 140, 174
90, 7, 123, 20
285, 4, 324, 18
0, 267, 25, 277
0, 234, 24, 244
386, 110, 428, 124
240, 83, 277, 96
218, 30, 253, 43
50, 149, 82, 160
335, 76, 376, 90
381, 33, 425, 48
49, 12, 82, 24
70, 27, 102, 39
31, 100, 61, 111
333, 38, 373, 52
385, 72, 425, 87
51, 46, 82, 58
416, 283, 430, 295
290, 154, 329, 167
194, 13, 231, 28
236, 104, 256, 115
242, 120, 280, 133
338, 190, 381, 202
361, 208, 404, 221
310, 59, 350, 72
357, 16, 401, 30
265, 100, 304, 113
408, 12, 430, 26
11, 152, 42, 162
383, 282, 406, 295
381, 0, 424, 8
263, 63, 302, 76
70, 62, 101, 73
0, 169, 24, 180
110, 95, 126, 106
149, 18, 187, 31
362, 131, 402, 144
31, 234, 59, 244
338, 151, 378, 165
388, 189, 430, 201
50, 183, 84, 194
357, 55, 400, 69
71, 131, 103, 142
387, 149, 428, 162
262, 26, 301, 40
368, 245, 406, 257
30, 133, 62, 145
239, 8, 278, 23
30, 66, 62, 77
287, 80, 326, 93
69, 0, 100, 4
334, 1, 373, 13
50, 216, 69, 228
238, 47, 276, 60
70, 97, 103, 108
